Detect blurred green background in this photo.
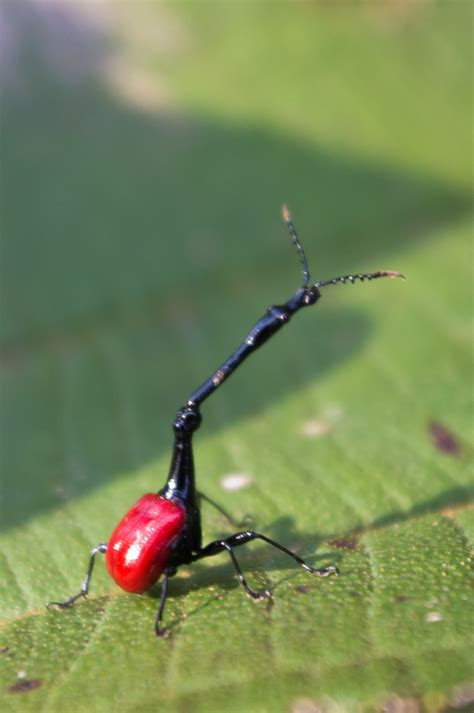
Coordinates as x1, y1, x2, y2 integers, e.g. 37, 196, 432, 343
1, 2, 472, 712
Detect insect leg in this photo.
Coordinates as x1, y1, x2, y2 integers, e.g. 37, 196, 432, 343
155, 568, 175, 638
197, 490, 250, 528
239, 531, 339, 577
47, 543, 107, 609
194, 537, 272, 600
194, 530, 338, 598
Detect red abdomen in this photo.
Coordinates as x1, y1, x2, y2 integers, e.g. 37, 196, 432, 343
106, 494, 186, 593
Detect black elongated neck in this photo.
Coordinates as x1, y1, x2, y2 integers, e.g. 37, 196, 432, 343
187, 285, 320, 408
159, 287, 319, 507
160, 406, 201, 507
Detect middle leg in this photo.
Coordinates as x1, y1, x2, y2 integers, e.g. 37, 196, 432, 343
197, 490, 250, 528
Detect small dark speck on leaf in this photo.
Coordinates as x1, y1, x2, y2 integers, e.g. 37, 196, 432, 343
1, 646, 10, 655
328, 537, 358, 550
8, 679, 42, 694
295, 585, 310, 594
394, 594, 410, 603
428, 421, 461, 456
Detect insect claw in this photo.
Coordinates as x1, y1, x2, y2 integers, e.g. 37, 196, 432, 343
155, 625, 171, 639
46, 592, 85, 609
46, 600, 69, 609
316, 565, 339, 577
248, 588, 273, 602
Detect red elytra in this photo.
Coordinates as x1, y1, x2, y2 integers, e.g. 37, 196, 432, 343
106, 494, 186, 593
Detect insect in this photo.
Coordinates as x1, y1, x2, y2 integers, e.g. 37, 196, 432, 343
48, 206, 403, 636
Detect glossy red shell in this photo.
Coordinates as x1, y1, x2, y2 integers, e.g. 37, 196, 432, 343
106, 494, 186, 593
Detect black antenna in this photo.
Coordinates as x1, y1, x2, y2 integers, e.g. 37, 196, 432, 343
282, 204, 310, 288
315, 270, 405, 289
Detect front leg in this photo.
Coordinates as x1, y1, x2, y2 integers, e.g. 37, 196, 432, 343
47, 543, 108, 609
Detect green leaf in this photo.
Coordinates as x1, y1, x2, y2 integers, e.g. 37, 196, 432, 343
1, 3, 472, 712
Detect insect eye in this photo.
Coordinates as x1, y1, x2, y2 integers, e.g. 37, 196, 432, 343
304, 286, 321, 305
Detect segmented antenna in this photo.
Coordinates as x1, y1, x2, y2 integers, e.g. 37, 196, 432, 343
282, 204, 310, 288
315, 271, 405, 289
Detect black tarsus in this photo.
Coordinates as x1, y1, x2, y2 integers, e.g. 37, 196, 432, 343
47, 543, 107, 609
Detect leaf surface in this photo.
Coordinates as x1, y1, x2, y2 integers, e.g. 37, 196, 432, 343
1, 3, 472, 712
